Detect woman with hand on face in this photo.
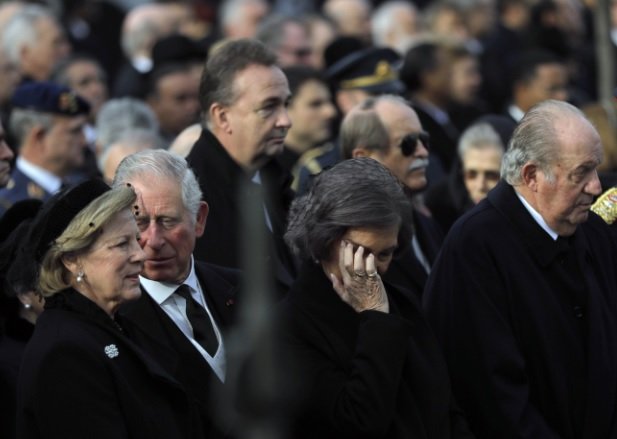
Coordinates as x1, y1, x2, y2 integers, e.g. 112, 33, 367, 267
281, 158, 474, 439
16, 180, 198, 439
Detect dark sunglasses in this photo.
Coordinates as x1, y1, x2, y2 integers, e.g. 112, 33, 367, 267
400, 131, 430, 157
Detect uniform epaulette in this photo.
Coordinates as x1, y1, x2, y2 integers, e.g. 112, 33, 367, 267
591, 187, 617, 224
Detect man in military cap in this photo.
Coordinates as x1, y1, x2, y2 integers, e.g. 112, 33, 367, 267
295, 45, 405, 193
327, 46, 405, 115
0, 81, 90, 217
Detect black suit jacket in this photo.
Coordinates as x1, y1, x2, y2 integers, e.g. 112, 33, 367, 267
120, 261, 239, 439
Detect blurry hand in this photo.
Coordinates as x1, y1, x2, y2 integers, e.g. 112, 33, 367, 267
330, 241, 389, 313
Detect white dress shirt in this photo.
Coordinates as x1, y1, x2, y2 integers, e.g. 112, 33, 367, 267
140, 258, 226, 382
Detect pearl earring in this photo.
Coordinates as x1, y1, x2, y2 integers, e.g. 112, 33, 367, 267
24, 303, 32, 310
77, 271, 84, 283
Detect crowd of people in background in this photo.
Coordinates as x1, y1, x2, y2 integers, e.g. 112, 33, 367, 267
1, 0, 617, 438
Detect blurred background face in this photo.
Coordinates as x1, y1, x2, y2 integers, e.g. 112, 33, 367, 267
44, 115, 87, 175
462, 146, 503, 204
276, 22, 313, 67
64, 60, 108, 118
149, 70, 200, 137
517, 63, 569, 112
287, 79, 337, 147
23, 16, 71, 81
449, 56, 482, 105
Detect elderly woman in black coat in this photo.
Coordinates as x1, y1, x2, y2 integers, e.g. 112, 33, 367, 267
16, 180, 197, 439
280, 158, 474, 439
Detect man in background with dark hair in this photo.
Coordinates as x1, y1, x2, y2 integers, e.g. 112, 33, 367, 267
505, 49, 568, 122
187, 38, 296, 297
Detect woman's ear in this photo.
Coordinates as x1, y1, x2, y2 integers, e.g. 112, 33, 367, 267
61, 253, 79, 276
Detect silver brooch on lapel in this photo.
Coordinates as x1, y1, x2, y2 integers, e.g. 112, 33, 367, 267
104, 344, 119, 358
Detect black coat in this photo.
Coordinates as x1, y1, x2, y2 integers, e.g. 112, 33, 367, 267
0, 317, 33, 439
384, 208, 444, 298
186, 129, 297, 296
280, 262, 474, 439
423, 181, 617, 439
17, 289, 194, 439
120, 261, 239, 439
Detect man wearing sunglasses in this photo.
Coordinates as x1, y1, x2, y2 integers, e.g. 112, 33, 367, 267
340, 94, 443, 298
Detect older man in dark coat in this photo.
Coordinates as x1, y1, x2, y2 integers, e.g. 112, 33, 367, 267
423, 100, 617, 439
113, 150, 239, 439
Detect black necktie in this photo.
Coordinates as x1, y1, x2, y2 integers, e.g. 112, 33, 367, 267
175, 285, 219, 355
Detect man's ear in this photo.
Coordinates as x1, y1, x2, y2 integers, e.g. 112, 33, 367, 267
194, 201, 209, 238
31, 124, 47, 146
521, 162, 539, 191
210, 103, 231, 134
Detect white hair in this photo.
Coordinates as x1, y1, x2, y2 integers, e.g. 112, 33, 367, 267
371, 1, 418, 48
2, 5, 56, 66
457, 122, 504, 159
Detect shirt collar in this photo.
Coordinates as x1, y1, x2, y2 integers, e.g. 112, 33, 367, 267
508, 104, 525, 122
16, 157, 62, 194
515, 190, 559, 240
139, 256, 198, 304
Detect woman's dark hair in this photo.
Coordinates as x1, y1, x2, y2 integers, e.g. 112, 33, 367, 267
285, 157, 413, 262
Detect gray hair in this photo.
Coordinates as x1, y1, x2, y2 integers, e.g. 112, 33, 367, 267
340, 94, 410, 159
219, 0, 267, 30
96, 98, 159, 150
501, 99, 585, 185
120, 4, 166, 59
371, 1, 418, 48
112, 149, 203, 222
256, 14, 308, 50
9, 109, 53, 146
2, 5, 55, 66
285, 157, 413, 262
98, 128, 163, 174
457, 122, 504, 158
199, 38, 277, 126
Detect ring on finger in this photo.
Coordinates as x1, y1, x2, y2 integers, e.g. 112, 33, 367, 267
367, 271, 378, 278
353, 271, 366, 278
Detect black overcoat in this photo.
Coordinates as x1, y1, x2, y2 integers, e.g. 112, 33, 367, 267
186, 129, 297, 297
16, 289, 195, 439
120, 261, 239, 439
280, 262, 474, 439
423, 181, 617, 439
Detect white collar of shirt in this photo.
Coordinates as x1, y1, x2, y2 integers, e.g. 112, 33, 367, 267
132, 56, 152, 73
515, 190, 559, 240
139, 256, 201, 305
16, 157, 62, 194
508, 105, 525, 123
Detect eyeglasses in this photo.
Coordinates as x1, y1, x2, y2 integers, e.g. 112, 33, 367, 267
399, 131, 430, 157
